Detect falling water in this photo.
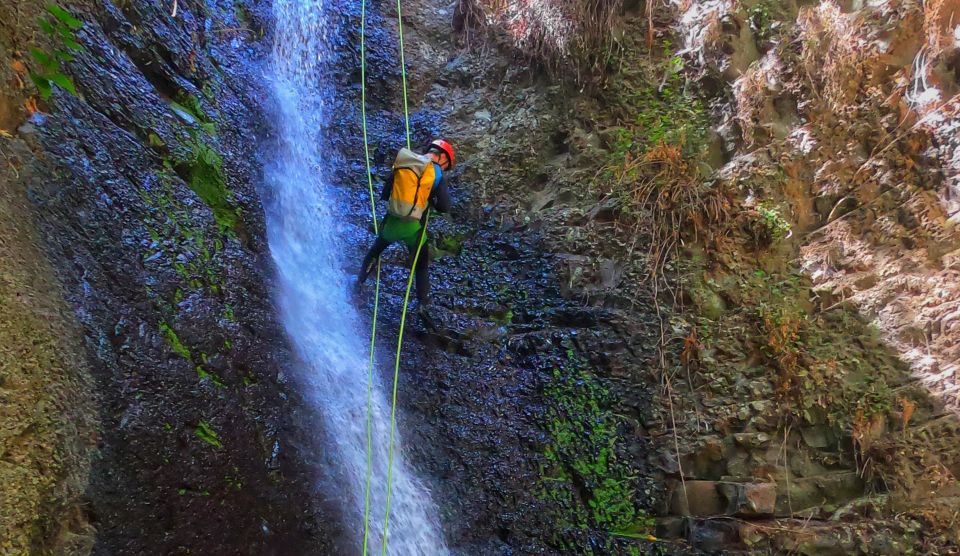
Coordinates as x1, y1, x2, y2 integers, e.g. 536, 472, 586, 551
264, 0, 448, 553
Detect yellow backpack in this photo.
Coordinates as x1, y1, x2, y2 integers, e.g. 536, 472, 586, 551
388, 148, 437, 221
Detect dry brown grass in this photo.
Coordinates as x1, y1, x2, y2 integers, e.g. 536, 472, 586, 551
923, 0, 960, 56
796, 3, 874, 114
733, 60, 771, 145
458, 0, 624, 72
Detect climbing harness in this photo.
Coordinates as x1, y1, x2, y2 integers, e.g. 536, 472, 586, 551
359, 0, 429, 552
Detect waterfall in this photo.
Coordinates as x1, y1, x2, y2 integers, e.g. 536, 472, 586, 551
264, 0, 448, 553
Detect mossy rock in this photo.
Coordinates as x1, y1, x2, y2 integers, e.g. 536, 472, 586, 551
178, 139, 242, 234
687, 282, 727, 320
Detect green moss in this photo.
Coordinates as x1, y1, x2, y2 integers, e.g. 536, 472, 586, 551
148, 133, 166, 148
171, 91, 210, 123
139, 167, 226, 294
436, 233, 465, 255
196, 366, 225, 388
159, 322, 191, 359
233, 1, 249, 25
491, 308, 513, 326
538, 351, 652, 552
139, 140, 237, 302
182, 138, 241, 234
159, 323, 227, 387
194, 420, 223, 448
225, 467, 243, 490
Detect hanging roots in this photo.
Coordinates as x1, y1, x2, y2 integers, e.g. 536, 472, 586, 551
618, 141, 729, 286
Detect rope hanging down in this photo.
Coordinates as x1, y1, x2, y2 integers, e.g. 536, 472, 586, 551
359, 0, 381, 551
380, 0, 427, 551
358, 0, 425, 552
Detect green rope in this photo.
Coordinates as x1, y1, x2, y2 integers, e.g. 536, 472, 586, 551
378, 0, 418, 552
381, 211, 428, 556
396, 0, 412, 149
358, 0, 417, 551
359, 0, 381, 552
362, 261, 380, 555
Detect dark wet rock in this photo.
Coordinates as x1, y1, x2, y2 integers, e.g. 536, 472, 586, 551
669, 481, 725, 516
776, 471, 865, 517
800, 424, 836, 449
342, 146, 657, 552
1, 0, 327, 552
686, 518, 740, 552
655, 516, 687, 539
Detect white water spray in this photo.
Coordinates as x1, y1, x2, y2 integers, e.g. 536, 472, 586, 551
265, 1, 448, 553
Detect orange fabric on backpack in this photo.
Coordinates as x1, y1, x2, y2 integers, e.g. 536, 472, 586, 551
387, 148, 437, 221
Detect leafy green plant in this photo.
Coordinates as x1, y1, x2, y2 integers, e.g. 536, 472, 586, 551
746, 202, 791, 248
854, 375, 894, 420
757, 203, 791, 241
29, 5, 84, 99
748, 1, 775, 42
195, 420, 223, 448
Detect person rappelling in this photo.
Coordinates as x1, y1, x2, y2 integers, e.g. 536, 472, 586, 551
355, 139, 456, 320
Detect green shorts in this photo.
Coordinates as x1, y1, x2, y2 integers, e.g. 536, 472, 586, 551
380, 215, 427, 251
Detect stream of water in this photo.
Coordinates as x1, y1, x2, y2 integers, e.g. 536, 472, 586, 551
264, 0, 448, 553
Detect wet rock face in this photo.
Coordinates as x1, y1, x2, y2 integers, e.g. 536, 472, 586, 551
2, 0, 325, 553
337, 2, 666, 551
0, 142, 98, 554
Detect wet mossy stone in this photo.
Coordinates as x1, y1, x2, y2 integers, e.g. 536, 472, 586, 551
177, 140, 241, 233
687, 281, 727, 320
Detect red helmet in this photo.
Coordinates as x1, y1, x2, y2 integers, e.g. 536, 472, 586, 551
430, 139, 456, 168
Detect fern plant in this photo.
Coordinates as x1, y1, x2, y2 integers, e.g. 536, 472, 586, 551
29, 5, 84, 99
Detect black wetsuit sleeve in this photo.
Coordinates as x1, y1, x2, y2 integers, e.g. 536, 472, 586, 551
429, 175, 451, 214
379, 170, 395, 202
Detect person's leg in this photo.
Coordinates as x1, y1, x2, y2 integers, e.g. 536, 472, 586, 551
414, 244, 430, 304
357, 236, 390, 286
404, 227, 430, 305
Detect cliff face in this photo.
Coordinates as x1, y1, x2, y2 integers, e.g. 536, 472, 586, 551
4, 0, 959, 553
670, 1, 960, 549
1, 0, 324, 553
1, 130, 96, 555
447, 0, 960, 552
